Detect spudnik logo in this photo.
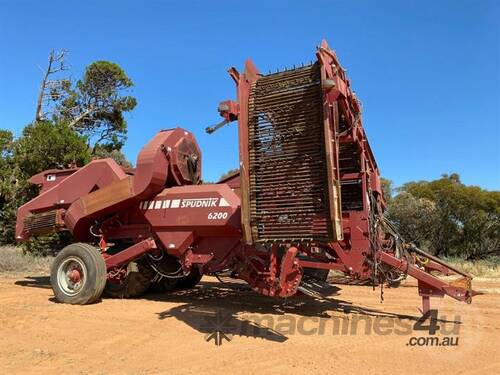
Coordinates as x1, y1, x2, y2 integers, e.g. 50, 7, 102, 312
200, 309, 461, 347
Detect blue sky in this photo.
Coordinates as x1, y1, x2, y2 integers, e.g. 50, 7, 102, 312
1, 0, 499, 189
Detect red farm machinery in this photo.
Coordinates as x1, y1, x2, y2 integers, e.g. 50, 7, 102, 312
16, 40, 476, 313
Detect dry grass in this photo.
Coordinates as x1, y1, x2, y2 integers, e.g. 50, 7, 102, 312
0, 245, 52, 276
444, 257, 500, 278
328, 256, 500, 284
0, 244, 498, 280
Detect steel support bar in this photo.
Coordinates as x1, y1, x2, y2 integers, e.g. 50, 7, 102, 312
104, 238, 156, 269
424, 260, 452, 276
298, 260, 345, 271
377, 251, 473, 302
421, 295, 431, 315
410, 244, 472, 278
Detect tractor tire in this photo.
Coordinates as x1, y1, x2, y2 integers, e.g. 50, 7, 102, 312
104, 262, 153, 299
50, 243, 106, 305
175, 268, 203, 289
150, 277, 179, 293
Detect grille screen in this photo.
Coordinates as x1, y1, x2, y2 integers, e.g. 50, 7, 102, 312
248, 63, 333, 242
24, 210, 60, 235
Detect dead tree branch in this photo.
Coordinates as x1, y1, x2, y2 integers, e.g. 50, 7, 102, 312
35, 49, 69, 123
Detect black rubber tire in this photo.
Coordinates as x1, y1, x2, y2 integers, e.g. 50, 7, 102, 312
50, 243, 106, 305
104, 262, 153, 298
175, 268, 203, 289
150, 277, 179, 293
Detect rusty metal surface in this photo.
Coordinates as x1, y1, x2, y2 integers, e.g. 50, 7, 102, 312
14, 41, 477, 311
81, 177, 134, 216
16, 127, 201, 242
247, 63, 333, 243
233, 60, 260, 244
23, 209, 65, 236
15, 159, 128, 240
66, 128, 200, 240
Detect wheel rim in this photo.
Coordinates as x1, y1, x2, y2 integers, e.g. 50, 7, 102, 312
57, 256, 87, 296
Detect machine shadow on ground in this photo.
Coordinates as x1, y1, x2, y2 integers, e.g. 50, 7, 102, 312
13, 275, 460, 343
14, 275, 51, 289
152, 279, 461, 342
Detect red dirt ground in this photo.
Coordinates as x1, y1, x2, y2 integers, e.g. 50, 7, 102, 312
0, 275, 499, 374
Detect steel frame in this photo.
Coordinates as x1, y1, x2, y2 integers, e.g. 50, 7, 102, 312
15, 41, 477, 313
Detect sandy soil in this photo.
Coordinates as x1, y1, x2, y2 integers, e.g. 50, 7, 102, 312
0, 274, 499, 375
